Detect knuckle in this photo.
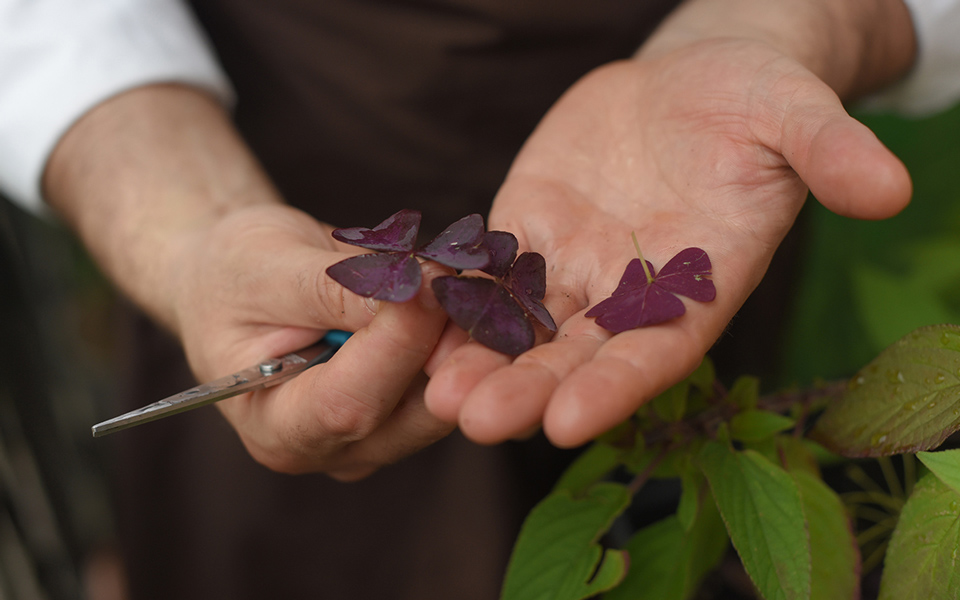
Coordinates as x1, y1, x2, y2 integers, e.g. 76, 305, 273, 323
302, 267, 355, 325
316, 390, 382, 441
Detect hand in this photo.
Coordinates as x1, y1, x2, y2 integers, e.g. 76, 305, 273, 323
424, 37, 912, 447
173, 204, 455, 480
43, 85, 454, 480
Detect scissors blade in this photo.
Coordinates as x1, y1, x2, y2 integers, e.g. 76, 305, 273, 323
92, 332, 349, 438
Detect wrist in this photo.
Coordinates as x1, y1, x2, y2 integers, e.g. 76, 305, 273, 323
638, 0, 917, 100
43, 84, 282, 334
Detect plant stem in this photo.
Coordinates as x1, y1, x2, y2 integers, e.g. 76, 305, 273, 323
631, 232, 654, 284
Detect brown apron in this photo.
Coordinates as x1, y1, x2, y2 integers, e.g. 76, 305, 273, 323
109, 1, 682, 598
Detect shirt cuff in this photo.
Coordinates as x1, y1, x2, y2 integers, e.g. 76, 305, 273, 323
860, 0, 960, 116
0, 0, 234, 212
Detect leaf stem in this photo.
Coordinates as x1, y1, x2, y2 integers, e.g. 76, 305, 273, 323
631, 232, 654, 284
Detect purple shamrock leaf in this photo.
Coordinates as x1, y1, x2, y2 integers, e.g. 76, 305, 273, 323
433, 230, 556, 355
416, 214, 490, 270
327, 210, 492, 303
506, 252, 556, 332
654, 248, 716, 301
326, 252, 422, 302
332, 209, 421, 252
432, 277, 535, 356
585, 247, 715, 333
479, 231, 519, 279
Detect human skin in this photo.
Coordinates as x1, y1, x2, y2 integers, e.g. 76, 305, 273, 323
423, 0, 917, 447
43, 0, 916, 476
43, 86, 455, 480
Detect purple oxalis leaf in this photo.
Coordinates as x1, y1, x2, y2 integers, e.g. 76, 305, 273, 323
326, 252, 422, 302
432, 276, 535, 356
507, 252, 557, 332
416, 213, 490, 270
654, 247, 716, 302
585, 247, 715, 333
332, 209, 421, 252
433, 233, 557, 354
327, 211, 557, 356
480, 231, 519, 279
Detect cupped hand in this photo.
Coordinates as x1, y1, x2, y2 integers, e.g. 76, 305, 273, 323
172, 204, 454, 480
424, 39, 911, 448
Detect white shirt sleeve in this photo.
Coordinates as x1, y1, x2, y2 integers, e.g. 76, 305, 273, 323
861, 0, 960, 115
0, 0, 233, 212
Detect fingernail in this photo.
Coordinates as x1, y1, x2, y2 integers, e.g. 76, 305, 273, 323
365, 297, 380, 315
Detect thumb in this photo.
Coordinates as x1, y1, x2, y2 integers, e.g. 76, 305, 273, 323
777, 89, 912, 220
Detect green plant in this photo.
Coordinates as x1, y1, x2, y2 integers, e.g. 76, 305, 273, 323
500, 324, 960, 600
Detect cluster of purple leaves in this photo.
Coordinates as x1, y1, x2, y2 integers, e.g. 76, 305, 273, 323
585, 247, 716, 333
326, 210, 555, 355
327, 209, 716, 353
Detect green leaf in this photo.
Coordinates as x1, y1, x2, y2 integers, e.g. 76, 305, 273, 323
727, 375, 760, 410
500, 483, 631, 600
605, 498, 727, 600
852, 261, 957, 351
688, 355, 716, 397
878, 472, 960, 599
698, 442, 811, 600
811, 324, 960, 457
917, 448, 960, 494
653, 381, 689, 423
777, 437, 821, 478
791, 471, 860, 600
553, 443, 624, 496
729, 409, 796, 442
677, 461, 704, 532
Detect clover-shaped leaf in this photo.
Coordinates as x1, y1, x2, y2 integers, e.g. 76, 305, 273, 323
586, 242, 715, 333
327, 211, 489, 302
433, 231, 556, 356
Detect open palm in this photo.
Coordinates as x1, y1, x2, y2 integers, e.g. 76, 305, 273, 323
425, 39, 911, 447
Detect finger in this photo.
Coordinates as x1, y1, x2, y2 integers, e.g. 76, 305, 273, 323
323, 374, 456, 481
775, 89, 912, 220
423, 279, 584, 423
423, 341, 512, 422
212, 205, 384, 336
542, 323, 708, 448
454, 327, 604, 444
223, 262, 451, 473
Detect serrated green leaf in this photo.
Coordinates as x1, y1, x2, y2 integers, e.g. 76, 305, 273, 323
729, 409, 796, 442
791, 471, 860, 600
605, 499, 727, 600
811, 324, 960, 457
688, 356, 716, 397
917, 448, 960, 495
501, 482, 631, 600
878, 472, 960, 599
553, 443, 624, 496
777, 437, 821, 478
653, 381, 689, 423
677, 461, 704, 532
698, 442, 811, 600
728, 375, 760, 410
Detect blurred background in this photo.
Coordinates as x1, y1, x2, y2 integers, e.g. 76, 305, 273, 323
1, 102, 959, 599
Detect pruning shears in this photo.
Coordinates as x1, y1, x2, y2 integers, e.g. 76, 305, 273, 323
91, 330, 352, 437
